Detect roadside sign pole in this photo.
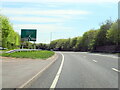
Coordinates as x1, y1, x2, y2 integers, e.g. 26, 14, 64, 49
21, 41, 24, 49
22, 44, 23, 49
34, 41, 36, 49
50, 32, 52, 43
28, 37, 30, 49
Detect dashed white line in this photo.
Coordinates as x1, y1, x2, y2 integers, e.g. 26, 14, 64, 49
92, 60, 97, 63
50, 52, 65, 89
112, 68, 120, 72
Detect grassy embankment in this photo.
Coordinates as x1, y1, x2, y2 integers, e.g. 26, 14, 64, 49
2, 50, 55, 59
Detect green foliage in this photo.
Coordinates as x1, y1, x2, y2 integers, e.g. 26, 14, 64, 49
107, 21, 120, 45
94, 20, 112, 46
0, 15, 20, 49
75, 36, 83, 51
0, 31, 2, 47
50, 39, 70, 50
36, 43, 49, 50
70, 37, 77, 50
1, 15, 118, 52
21, 41, 34, 49
50, 19, 118, 52
80, 30, 98, 51
2, 50, 55, 59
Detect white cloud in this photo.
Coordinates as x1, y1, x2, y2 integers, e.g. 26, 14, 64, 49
2, 8, 89, 23
10, 17, 64, 23
2, 8, 90, 16
2, 0, 119, 3
13, 24, 73, 33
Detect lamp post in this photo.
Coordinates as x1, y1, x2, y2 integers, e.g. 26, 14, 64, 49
50, 32, 52, 43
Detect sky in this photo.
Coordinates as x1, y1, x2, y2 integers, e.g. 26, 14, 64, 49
1, 0, 119, 44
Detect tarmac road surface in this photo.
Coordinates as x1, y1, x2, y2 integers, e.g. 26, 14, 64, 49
29, 52, 119, 88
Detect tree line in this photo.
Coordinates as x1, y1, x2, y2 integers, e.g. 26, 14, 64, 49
1, 15, 120, 52
21, 19, 120, 53
50, 20, 120, 52
0, 15, 20, 49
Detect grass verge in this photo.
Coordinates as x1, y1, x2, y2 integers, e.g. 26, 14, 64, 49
2, 50, 55, 59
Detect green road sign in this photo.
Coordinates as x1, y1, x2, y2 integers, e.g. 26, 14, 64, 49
21, 29, 37, 41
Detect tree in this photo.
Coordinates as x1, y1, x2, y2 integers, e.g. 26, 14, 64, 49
107, 21, 120, 45
64, 38, 71, 50
70, 37, 77, 50
75, 36, 83, 51
50, 38, 71, 51
79, 30, 98, 51
0, 29, 2, 47
36, 43, 49, 50
94, 20, 112, 47
50, 40, 58, 49
48, 19, 119, 53
0, 15, 20, 49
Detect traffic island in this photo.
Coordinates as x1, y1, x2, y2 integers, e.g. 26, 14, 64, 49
2, 50, 55, 59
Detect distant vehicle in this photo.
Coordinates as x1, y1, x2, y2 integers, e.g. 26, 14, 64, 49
50, 49, 53, 51
53, 48, 59, 51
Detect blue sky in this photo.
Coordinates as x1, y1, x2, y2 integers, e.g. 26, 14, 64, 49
1, 0, 119, 43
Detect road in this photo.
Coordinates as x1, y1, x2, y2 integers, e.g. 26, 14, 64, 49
29, 52, 119, 88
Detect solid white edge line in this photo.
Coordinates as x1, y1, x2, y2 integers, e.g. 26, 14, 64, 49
50, 52, 64, 89
112, 68, 120, 72
18, 54, 57, 88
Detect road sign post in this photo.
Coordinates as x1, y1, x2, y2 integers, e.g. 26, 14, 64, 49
34, 41, 36, 49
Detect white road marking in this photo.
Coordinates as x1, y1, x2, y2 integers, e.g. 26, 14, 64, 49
18, 54, 58, 88
93, 60, 97, 63
61, 52, 80, 53
112, 68, 120, 72
57, 52, 118, 59
50, 52, 64, 89
89, 53, 118, 59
